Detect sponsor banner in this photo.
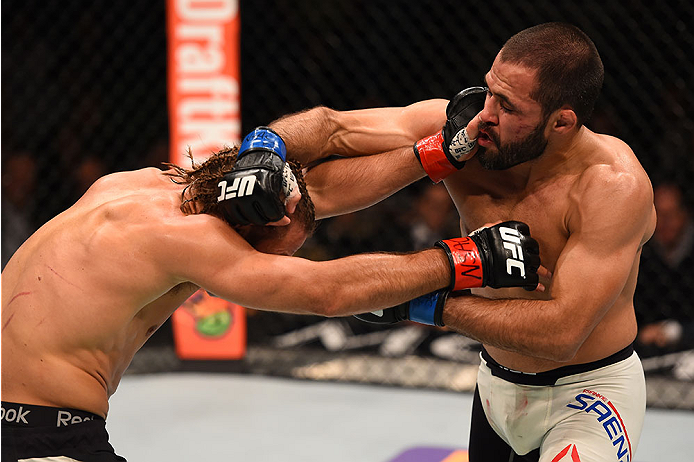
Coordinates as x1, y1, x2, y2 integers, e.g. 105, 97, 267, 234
167, 0, 244, 359
167, 0, 241, 165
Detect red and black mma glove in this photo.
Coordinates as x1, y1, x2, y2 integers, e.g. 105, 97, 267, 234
354, 221, 541, 327
437, 221, 541, 291
414, 86, 487, 183
217, 126, 295, 225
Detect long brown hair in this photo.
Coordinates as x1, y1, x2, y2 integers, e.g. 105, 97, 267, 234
164, 146, 315, 232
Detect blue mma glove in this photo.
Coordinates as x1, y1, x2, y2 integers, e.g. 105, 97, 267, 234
354, 290, 449, 327
217, 126, 297, 225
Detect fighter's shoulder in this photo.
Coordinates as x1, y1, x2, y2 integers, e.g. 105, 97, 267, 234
576, 134, 652, 200
107, 195, 229, 241
98, 195, 249, 277
89, 167, 164, 191
569, 134, 653, 224
86, 167, 245, 240
84, 178, 187, 241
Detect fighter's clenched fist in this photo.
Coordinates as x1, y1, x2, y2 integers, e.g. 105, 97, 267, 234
355, 221, 543, 327
414, 86, 487, 183
218, 126, 300, 226
438, 220, 541, 292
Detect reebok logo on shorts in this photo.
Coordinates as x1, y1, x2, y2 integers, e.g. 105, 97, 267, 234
56, 410, 94, 427
1, 403, 99, 428
1, 404, 31, 424
566, 389, 632, 461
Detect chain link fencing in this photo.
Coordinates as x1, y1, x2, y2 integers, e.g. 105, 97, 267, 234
3, 0, 694, 409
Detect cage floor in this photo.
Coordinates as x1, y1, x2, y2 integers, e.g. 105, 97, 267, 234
107, 373, 693, 462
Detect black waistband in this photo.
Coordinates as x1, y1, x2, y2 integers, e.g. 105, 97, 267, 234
481, 343, 635, 386
1, 402, 104, 428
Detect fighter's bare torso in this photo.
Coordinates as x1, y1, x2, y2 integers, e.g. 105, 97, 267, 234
1, 168, 200, 417
445, 127, 655, 372
2, 161, 455, 419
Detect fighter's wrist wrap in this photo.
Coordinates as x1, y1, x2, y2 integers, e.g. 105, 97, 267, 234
408, 290, 449, 327
435, 237, 486, 291
281, 162, 298, 200
239, 126, 287, 161
413, 132, 461, 184
242, 126, 298, 199
352, 290, 449, 327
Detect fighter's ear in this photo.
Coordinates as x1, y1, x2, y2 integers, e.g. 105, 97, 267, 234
552, 107, 578, 133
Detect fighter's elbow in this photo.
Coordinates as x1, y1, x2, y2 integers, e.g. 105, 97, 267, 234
545, 331, 585, 362
305, 106, 336, 130
306, 298, 346, 318
549, 341, 581, 363
535, 304, 593, 362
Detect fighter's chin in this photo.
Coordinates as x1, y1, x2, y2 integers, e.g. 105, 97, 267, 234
475, 147, 501, 170
477, 155, 521, 171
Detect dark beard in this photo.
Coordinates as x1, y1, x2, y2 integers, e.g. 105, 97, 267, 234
477, 117, 549, 170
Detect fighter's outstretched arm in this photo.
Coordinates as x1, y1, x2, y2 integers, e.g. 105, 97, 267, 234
270, 99, 447, 165
220, 246, 451, 316
268, 90, 486, 219
158, 213, 451, 316
155, 214, 541, 318
270, 100, 447, 219
303, 146, 425, 219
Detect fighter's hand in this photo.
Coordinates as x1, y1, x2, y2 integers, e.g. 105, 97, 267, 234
436, 221, 543, 292
442, 86, 487, 162
217, 127, 299, 226
354, 290, 449, 327
413, 86, 487, 183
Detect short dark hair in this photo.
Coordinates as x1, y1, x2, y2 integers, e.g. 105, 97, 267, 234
165, 146, 315, 233
500, 22, 604, 126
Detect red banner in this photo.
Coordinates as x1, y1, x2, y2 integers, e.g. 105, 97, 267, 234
167, 0, 245, 359
167, 0, 241, 165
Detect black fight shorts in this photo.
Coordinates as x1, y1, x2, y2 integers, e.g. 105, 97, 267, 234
1, 401, 126, 462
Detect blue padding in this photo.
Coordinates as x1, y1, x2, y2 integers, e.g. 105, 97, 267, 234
408, 291, 439, 326
239, 127, 287, 160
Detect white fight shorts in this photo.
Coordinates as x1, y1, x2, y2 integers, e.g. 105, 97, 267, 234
474, 344, 645, 462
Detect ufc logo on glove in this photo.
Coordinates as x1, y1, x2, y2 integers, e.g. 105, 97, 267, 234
217, 176, 257, 201
500, 226, 525, 277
